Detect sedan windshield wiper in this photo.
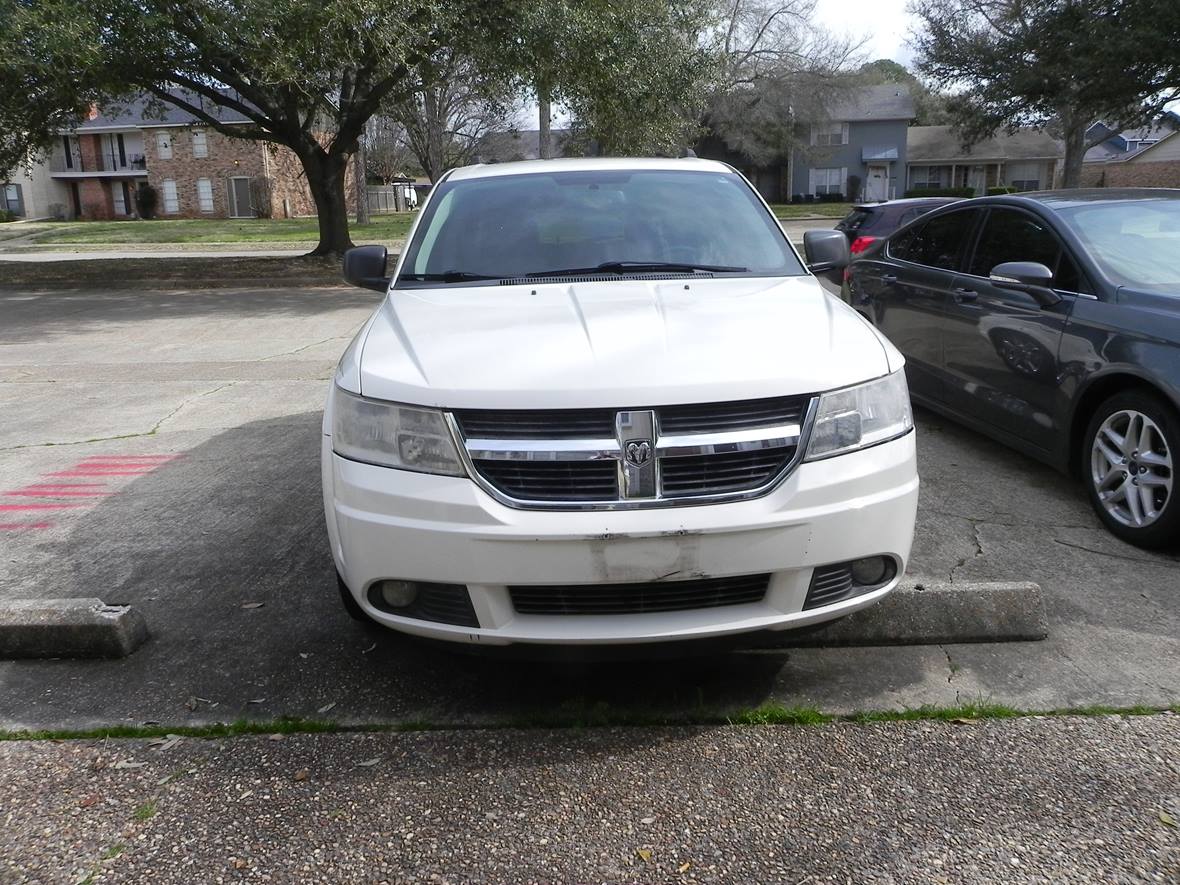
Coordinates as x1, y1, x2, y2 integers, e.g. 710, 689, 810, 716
399, 270, 506, 283
526, 261, 748, 277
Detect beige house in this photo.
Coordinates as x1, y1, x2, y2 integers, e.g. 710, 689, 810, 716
2, 153, 69, 219
905, 126, 1063, 195
48, 91, 347, 220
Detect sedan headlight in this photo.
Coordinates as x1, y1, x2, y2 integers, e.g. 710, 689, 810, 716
804, 370, 913, 461
330, 387, 465, 476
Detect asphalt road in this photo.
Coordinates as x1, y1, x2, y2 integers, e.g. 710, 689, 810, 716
0, 284, 1177, 731
2, 714, 1177, 883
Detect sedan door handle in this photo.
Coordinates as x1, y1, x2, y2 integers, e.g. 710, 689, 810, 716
952, 287, 978, 303
881, 274, 898, 284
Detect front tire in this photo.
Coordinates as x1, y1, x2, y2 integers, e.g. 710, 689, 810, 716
1083, 391, 1179, 549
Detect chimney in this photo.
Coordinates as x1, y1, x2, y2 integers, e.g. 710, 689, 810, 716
87, 104, 99, 120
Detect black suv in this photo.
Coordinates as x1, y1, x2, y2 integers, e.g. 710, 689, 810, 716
835, 197, 961, 256
845, 189, 1180, 548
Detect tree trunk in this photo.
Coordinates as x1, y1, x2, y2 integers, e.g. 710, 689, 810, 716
538, 81, 552, 160
354, 145, 370, 226
1061, 117, 1086, 189
302, 151, 354, 257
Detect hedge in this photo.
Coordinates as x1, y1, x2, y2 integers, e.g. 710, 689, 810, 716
986, 186, 1018, 195
903, 187, 975, 198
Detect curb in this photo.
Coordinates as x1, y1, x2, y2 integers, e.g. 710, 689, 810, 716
777, 580, 1048, 647
0, 598, 149, 659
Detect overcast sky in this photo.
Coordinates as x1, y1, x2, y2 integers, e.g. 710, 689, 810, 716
812, 0, 918, 67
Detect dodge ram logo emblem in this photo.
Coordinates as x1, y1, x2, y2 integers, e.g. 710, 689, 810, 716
625, 440, 653, 467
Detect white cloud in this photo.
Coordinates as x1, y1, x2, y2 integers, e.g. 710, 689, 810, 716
811, 0, 917, 67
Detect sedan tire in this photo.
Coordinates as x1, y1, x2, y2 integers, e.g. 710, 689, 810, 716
1083, 391, 1179, 549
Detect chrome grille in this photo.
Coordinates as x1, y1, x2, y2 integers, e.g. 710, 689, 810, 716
509, 574, 770, 615
451, 394, 815, 510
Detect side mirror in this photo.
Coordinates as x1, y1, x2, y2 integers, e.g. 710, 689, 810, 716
343, 245, 392, 292
803, 229, 851, 285
989, 261, 1061, 307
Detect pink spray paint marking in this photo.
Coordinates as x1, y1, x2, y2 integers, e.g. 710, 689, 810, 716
47, 469, 157, 477
0, 503, 86, 511
6, 489, 112, 498
0, 522, 52, 531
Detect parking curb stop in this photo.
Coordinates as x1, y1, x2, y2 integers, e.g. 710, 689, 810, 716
780, 580, 1048, 647
0, 598, 149, 659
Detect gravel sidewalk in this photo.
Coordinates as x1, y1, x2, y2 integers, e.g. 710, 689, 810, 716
2, 714, 1177, 884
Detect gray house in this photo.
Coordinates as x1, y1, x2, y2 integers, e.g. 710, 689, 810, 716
789, 84, 915, 203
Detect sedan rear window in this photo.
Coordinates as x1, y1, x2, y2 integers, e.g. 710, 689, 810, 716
1058, 200, 1180, 291
838, 208, 876, 232
396, 169, 805, 285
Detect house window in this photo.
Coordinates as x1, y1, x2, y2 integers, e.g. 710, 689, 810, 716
809, 167, 846, 196
3, 183, 25, 217
161, 179, 179, 213
1007, 161, 1041, 191
196, 178, 214, 213
192, 130, 208, 159
812, 122, 848, 147
910, 166, 943, 189
156, 132, 173, 160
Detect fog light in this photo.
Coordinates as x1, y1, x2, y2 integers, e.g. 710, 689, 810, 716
376, 579, 418, 608
850, 556, 889, 586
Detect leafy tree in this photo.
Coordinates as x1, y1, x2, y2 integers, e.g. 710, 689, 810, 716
911, 0, 1180, 188
2, 0, 502, 255
515, 0, 716, 157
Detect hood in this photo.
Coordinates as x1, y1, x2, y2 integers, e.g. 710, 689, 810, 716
357, 276, 894, 409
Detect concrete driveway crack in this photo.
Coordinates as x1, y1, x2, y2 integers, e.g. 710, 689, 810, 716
0, 382, 234, 450
258, 335, 350, 362
1052, 538, 1180, 566
949, 521, 985, 581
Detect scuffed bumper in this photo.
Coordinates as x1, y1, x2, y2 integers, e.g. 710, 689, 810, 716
323, 432, 918, 645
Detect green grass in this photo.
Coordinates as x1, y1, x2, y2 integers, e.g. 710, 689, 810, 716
133, 800, 157, 822
771, 202, 854, 220
22, 215, 415, 246
1, 704, 1175, 743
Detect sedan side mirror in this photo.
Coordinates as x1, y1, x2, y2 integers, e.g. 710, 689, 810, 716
803, 229, 851, 285
989, 261, 1061, 307
343, 245, 392, 292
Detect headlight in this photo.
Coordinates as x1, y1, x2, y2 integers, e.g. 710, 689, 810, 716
804, 370, 913, 461
330, 387, 465, 476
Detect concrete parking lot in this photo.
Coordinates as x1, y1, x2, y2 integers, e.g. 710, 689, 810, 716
0, 282, 1178, 731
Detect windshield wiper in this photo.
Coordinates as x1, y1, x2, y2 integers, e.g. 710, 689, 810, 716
525, 261, 748, 277
399, 270, 506, 283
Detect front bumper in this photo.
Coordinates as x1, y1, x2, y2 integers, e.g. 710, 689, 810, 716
323, 432, 918, 645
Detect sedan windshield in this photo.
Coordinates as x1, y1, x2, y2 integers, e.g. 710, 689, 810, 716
1058, 199, 1180, 291
396, 169, 804, 286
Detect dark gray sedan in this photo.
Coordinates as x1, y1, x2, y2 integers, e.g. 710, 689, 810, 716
845, 188, 1180, 548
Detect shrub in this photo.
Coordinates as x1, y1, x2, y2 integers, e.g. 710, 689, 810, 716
135, 183, 158, 219
987, 186, 1018, 195
845, 174, 862, 202
816, 192, 846, 203
0, 209, 16, 223
250, 176, 274, 218
904, 187, 975, 198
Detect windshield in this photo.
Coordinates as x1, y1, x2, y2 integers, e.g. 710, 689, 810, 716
395, 169, 804, 286
1058, 199, 1180, 291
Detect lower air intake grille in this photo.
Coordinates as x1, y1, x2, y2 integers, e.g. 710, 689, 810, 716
398, 584, 480, 628
804, 564, 855, 610
509, 574, 770, 615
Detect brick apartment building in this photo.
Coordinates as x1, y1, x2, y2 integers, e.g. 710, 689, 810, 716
48, 91, 350, 220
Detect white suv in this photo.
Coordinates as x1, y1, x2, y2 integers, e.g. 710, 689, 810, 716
323, 158, 918, 648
